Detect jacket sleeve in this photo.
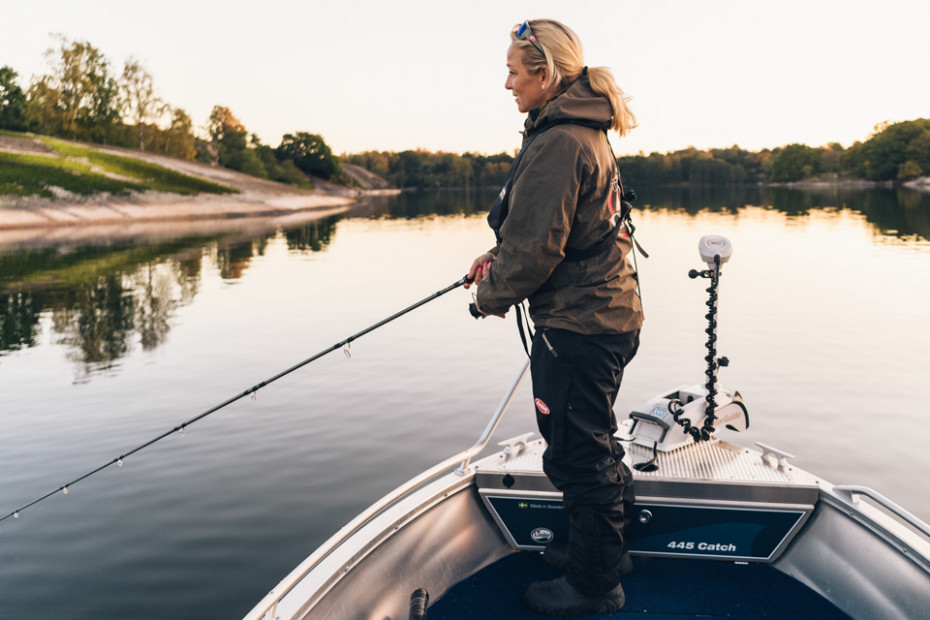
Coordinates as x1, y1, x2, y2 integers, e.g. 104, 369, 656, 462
476, 131, 589, 314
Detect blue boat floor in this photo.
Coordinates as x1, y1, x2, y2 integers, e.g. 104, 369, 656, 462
429, 551, 851, 619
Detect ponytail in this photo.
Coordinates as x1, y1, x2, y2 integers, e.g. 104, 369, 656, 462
587, 66, 637, 137
511, 20, 637, 138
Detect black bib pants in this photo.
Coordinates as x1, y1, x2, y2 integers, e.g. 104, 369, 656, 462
530, 326, 640, 596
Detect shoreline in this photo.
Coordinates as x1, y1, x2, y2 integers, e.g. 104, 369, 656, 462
0, 188, 359, 231
0, 136, 400, 233
773, 175, 930, 191
4, 130, 925, 234
0, 205, 353, 249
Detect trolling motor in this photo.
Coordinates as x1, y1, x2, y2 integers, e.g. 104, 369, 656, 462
628, 236, 748, 456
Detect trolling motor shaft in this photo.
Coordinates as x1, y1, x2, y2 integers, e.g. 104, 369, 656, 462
627, 235, 747, 456
678, 236, 734, 442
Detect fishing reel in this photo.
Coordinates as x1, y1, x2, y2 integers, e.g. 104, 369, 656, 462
627, 235, 748, 455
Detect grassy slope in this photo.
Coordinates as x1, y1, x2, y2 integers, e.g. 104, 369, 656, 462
0, 131, 238, 198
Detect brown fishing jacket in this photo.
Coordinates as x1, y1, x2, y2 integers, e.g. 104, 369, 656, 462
476, 75, 644, 336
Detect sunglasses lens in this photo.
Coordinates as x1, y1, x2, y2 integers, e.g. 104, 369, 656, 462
516, 20, 545, 57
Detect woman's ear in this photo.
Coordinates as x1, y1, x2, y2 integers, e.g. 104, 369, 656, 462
537, 65, 551, 88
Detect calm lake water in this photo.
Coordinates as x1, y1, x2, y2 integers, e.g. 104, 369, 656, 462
1, 186, 929, 619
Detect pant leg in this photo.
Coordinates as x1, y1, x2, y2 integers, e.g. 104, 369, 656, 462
530, 327, 639, 596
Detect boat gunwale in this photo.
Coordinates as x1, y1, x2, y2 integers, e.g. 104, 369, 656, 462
817, 484, 930, 575
243, 454, 479, 620
242, 359, 532, 620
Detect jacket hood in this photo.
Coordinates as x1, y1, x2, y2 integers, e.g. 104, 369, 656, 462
525, 75, 612, 136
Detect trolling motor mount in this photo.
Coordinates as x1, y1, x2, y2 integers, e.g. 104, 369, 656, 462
627, 235, 748, 455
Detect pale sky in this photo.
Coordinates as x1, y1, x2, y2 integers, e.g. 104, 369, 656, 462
3, 0, 929, 156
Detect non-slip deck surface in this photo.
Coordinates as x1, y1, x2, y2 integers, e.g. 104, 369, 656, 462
430, 551, 851, 619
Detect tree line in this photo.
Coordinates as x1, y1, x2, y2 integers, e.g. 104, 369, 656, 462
342, 150, 514, 189
0, 35, 342, 184
618, 119, 930, 186
343, 119, 929, 190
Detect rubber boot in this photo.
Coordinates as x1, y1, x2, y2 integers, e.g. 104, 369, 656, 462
525, 575, 625, 615
543, 540, 633, 576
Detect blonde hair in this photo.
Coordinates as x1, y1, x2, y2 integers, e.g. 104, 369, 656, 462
510, 19, 637, 137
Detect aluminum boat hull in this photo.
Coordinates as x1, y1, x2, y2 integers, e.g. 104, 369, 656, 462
244, 432, 930, 619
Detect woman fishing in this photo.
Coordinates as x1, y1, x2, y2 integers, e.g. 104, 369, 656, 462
465, 18, 644, 615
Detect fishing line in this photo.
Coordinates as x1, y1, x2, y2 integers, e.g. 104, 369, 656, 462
1, 274, 473, 524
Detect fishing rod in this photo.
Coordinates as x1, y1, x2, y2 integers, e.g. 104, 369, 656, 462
1, 274, 474, 524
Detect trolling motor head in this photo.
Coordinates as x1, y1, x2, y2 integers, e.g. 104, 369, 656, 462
698, 235, 732, 269
689, 235, 733, 280
627, 234, 748, 458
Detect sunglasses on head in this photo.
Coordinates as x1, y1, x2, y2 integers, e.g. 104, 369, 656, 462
516, 20, 546, 57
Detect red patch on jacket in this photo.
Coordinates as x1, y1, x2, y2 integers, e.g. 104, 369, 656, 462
535, 398, 550, 415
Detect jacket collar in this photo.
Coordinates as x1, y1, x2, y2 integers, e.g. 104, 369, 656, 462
523, 75, 612, 138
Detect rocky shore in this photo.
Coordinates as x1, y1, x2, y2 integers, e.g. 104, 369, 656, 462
769, 174, 930, 191
0, 137, 397, 232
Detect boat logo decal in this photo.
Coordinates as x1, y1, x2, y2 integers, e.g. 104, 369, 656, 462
535, 398, 550, 415
531, 528, 554, 543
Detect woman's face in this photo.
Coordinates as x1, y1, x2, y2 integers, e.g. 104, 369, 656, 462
505, 44, 550, 113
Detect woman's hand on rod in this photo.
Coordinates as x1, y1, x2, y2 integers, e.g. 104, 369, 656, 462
465, 252, 495, 289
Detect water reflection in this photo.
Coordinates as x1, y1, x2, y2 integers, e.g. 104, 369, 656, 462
1, 290, 40, 351
1, 187, 928, 372
217, 239, 264, 280
352, 188, 500, 219
0, 216, 341, 369
53, 274, 134, 367
639, 185, 930, 240
283, 216, 339, 252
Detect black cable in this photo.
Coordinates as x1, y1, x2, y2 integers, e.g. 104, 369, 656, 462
1, 274, 473, 524
680, 256, 723, 442
699, 255, 722, 441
